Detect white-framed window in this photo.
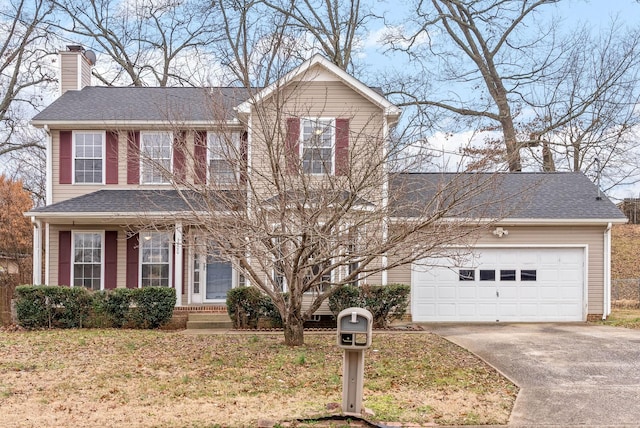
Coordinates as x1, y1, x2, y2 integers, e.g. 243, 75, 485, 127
140, 231, 171, 287
208, 132, 240, 185
140, 132, 172, 184
73, 131, 105, 184
305, 253, 332, 294
301, 118, 335, 175
72, 231, 103, 290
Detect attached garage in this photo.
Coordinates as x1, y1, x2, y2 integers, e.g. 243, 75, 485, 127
412, 247, 586, 322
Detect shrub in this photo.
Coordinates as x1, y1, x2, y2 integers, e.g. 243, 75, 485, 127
327, 285, 363, 315
258, 292, 284, 328
15, 285, 92, 328
15, 285, 49, 328
361, 284, 410, 328
227, 286, 263, 328
15, 285, 175, 329
328, 284, 411, 328
130, 287, 176, 329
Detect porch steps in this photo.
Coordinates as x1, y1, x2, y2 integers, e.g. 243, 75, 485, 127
186, 313, 233, 330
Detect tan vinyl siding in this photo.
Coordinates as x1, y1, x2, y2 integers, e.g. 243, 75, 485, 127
59, 52, 80, 94
48, 225, 61, 286
52, 130, 202, 203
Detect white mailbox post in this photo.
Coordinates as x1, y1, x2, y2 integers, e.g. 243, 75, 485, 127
336, 307, 373, 415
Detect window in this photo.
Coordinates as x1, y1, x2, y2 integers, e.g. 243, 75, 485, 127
521, 270, 537, 281
301, 118, 334, 174
140, 232, 171, 287
479, 269, 496, 281
305, 256, 331, 294
74, 132, 104, 183
73, 232, 102, 290
500, 270, 516, 281
140, 132, 172, 184
459, 269, 475, 281
208, 132, 240, 185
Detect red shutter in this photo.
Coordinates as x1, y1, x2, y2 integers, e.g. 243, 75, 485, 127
194, 131, 208, 185
335, 118, 349, 176
240, 131, 248, 184
127, 131, 140, 184
106, 131, 119, 184
58, 231, 71, 286
59, 131, 72, 184
104, 231, 118, 290
173, 131, 186, 181
285, 118, 300, 174
126, 233, 139, 288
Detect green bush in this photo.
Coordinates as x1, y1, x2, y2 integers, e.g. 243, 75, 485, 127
327, 285, 363, 315
226, 287, 284, 329
15, 285, 49, 328
15, 285, 175, 329
130, 287, 176, 329
15, 285, 92, 328
227, 287, 263, 328
328, 284, 410, 328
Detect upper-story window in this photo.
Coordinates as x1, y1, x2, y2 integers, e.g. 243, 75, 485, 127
140, 132, 172, 184
208, 132, 239, 185
301, 118, 334, 175
74, 131, 104, 184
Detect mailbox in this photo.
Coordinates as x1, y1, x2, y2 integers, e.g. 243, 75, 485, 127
337, 307, 372, 349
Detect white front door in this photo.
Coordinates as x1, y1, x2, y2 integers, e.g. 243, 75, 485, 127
191, 252, 234, 304
412, 247, 585, 322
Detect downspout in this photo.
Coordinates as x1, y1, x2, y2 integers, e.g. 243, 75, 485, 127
44, 124, 53, 205
174, 222, 183, 307
31, 217, 42, 285
603, 222, 612, 320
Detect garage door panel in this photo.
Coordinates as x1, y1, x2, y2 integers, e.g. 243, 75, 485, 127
412, 247, 584, 322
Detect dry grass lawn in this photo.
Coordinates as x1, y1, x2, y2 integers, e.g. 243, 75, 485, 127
598, 309, 640, 329
612, 224, 640, 279
0, 329, 517, 427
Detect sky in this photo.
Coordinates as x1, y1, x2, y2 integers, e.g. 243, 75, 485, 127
358, 0, 640, 200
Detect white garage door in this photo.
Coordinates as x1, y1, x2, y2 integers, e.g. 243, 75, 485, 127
412, 247, 585, 322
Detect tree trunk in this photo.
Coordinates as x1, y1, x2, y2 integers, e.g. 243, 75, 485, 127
499, 107, 522, 172
283, 312, 305, 346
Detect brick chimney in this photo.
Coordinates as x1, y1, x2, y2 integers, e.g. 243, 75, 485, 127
58, 45, 96, 95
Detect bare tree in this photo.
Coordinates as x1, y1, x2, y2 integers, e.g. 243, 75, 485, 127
258, 0, 376, 73
385, 0, 640, 180
50, 0, 223, 86
0, 0, 55, 155
131, 73, 508, 346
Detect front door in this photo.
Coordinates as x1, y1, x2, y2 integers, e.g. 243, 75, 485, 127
205, 254, 233, 301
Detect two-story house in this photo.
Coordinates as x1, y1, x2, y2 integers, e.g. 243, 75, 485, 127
27, 46, 626, 323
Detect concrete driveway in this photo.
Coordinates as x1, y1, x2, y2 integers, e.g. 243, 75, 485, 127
426, 323, 640, 427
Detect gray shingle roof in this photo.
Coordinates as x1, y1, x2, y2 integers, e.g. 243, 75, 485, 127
28, 172, 626, 222
29, 189, 241, 214
31, 87, 252, 123
389, 172, 627, 220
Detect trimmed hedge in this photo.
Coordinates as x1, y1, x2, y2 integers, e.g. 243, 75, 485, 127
15, 285, 176, 329
226, 287, 283, 329
328, 284, 410, 328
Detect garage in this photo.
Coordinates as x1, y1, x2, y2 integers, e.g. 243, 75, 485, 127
412, 247, 586, 322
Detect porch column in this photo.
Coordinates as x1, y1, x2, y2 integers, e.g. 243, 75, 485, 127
32, 218, 42, 285
174, 222, 183, 307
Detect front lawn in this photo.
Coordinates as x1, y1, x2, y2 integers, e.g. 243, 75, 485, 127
0, 330, 516, 427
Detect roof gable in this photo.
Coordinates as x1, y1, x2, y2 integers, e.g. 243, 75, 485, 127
235, 54, 401, 121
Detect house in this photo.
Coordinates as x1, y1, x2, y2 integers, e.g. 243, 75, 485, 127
26, 46, 626, 323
